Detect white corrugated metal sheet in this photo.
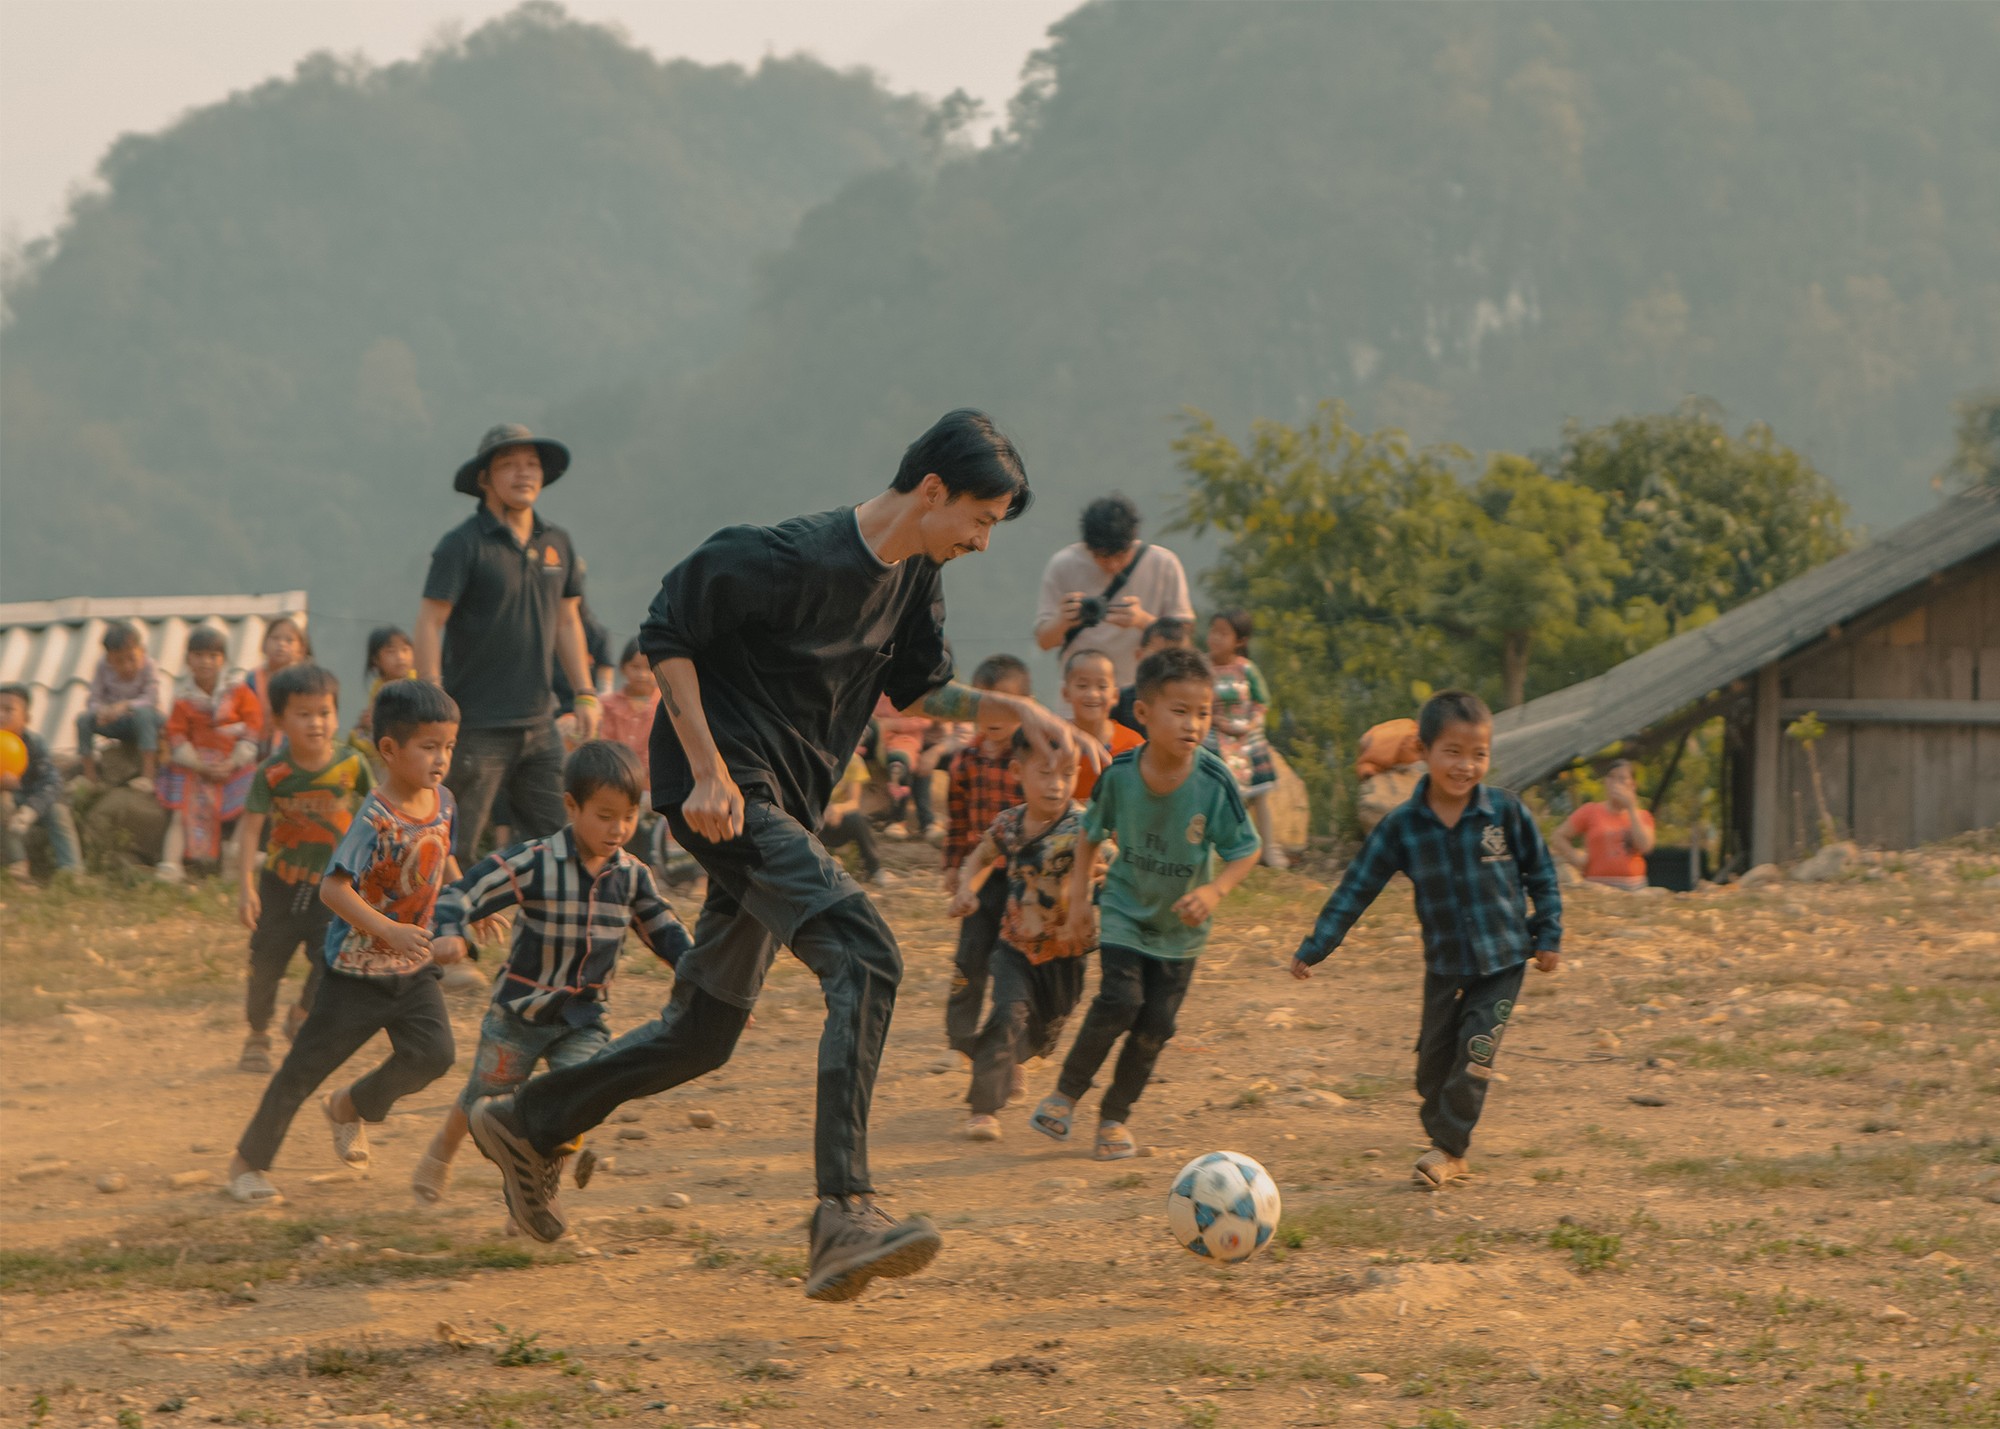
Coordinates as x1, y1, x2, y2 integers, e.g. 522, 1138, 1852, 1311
0, 593, 308, 755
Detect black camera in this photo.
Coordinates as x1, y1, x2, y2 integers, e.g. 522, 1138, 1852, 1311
1076, 595, 1108, 628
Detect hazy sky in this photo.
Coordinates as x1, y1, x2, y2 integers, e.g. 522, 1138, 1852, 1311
0, 0, 1076, 246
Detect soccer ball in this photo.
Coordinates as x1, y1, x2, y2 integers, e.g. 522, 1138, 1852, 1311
1166, 1151, 1281, 1263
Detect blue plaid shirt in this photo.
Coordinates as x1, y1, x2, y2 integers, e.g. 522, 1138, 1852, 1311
1296, 778, 1562, 979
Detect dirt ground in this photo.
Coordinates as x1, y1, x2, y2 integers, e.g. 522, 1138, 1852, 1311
3, 833, 1997, 1429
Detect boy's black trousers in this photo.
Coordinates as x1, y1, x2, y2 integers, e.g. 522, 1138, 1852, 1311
1055, 943, 1196, 1125
945, 873, 1007, 1054
245, 869, 329, 1034
1415, 960, 1527, 1158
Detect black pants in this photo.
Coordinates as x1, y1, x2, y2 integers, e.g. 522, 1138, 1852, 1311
945, 872, 1007, 1054
883, 752, 933, 833
968, 943, 1087, 1115
444, 720, 567, 861
1056, 943, 1196, 1124
245, 869, 330, 1034
820, 810, 881, 877
236, 967, 455, 1171
515, 801, 901, 1199
1415, 961, 1527, 1158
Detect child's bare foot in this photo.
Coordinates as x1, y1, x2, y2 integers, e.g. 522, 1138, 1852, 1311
1412, 1148, 1469, 1190
1094, 1120, 1138, 1161
323, 1090, 370, 1168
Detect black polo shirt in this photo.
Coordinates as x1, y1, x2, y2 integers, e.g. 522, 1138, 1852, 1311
423, 504, 583, 730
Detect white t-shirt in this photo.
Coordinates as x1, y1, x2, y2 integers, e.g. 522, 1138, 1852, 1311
1035, 542, 1194, 685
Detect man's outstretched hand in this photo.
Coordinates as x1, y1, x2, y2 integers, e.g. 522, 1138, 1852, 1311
1017, 699, 1105, 780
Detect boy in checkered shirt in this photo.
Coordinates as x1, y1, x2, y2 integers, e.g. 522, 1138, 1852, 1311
1289, 690, 1562, 1192
413, 740, 690, 1202
940, 654, 1030, 1059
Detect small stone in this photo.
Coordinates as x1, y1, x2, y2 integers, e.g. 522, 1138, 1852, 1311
615, 1109, 643, 1123
94, 1173, 128, 1193
1619, 1318, 1643, 1336
687, 1109, 719, 1128
18, 1160, 70, 1181
616, 1127, 648, 1141
189, 1142, 217, 1154
1685, 1318, 1716, 1333
1361, 1148, 1381, 1159
660, 1192, 692, 1209
1525, 1361, 1545, 1381
1593, 1028, 1623, 1052
1627, 1094, 1668, 1108
587, 1379, 612, 1393
1920, 1251, 1963, 1270
167, 1169, 214, 1189
1355, 1372, 1388, 1385
1876, 1305, 1912, 1324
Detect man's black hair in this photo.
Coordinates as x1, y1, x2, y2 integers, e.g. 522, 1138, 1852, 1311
1081, 494, 1140, 558
185, 626, 228, 656
971, 653, 1031, 692
269, 663, 339, 719
102, 621, 142, 654
619, 635, 645, 666
1418, 689, 1493, 745
1135, 646, 1212, 701
373, 678, 459, 745
565, 739, 645, 806
892, 409, 1031, 519
1010, 726, 1079, 765
1140, 615, 1193, 650
0, 683, 31, 710
365, 625, 410, 677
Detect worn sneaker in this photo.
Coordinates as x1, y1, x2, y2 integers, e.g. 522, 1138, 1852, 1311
467, 1096, 567, 1243
238, 1032, 273, 1073
804, 1195, 942, 1303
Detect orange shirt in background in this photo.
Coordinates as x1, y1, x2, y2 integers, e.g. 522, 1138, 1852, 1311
1563, 801, 1654, 887
1074, 720, 1143, 801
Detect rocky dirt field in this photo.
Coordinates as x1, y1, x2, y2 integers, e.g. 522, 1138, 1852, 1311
2, 834, 1997, 1429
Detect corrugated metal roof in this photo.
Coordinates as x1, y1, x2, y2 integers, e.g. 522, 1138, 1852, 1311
1490, 489, 2000, 790
0, 593, 309, 755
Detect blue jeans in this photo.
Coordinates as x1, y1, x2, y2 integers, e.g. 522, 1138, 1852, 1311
444, 721, 567, 861
76, 705, 164, 760
1, 794, 80, 872
459, 1005, 610, 1110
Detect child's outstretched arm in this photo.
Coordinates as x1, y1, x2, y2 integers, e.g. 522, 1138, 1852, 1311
431, 847, 530, 964
628, 862, 693, 968
1064, 832, 1106, 947
236, 811, 266, 930
1289, 823, 1403, 979
949, 835, 1003, 917
1510, 799, 1565, 973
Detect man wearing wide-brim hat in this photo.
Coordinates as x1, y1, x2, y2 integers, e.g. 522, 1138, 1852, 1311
416, 423, 602, 860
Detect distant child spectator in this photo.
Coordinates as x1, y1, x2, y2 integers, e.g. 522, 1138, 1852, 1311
873, 694, 936, 840
245, 617, 310, 755
951, 730, 1100, 1140
412, 740, 690, 1203
76, 621, 162, 787
1290, 690, 1562, 1191
225, 679, 465, 1205
1206, 608, 1287, 869
1111, 616, 1194, 734
823, 749, 892, 887
0, 684, 82, 879
155, 627, 264, 880
1551, 759, 1656, 890
1061, 647, 1140, 801
942, 654, 1031, 1057
599, 638, 659, 766
349, 625, 417, 753
1033, 647, 1261, 1159
236, 664, 374, 1071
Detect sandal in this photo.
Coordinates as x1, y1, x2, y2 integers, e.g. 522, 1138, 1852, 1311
966, 1114, 1002, 1142
228, 1169, 284, 1204
238, 1033, 272, 1073
572, 1146, 599, 1190
323, 1094, 370, 1169
1411, 1148, 1467, 1190
1094, 1121, 1138, 1161
410, 1151, 452, 1203
1029, 1094, 1075, 1142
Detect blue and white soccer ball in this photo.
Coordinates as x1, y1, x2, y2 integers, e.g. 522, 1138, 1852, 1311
1166, 1151, 1282, 1263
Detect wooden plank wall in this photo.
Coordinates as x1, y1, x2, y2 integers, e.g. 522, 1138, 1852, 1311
1778, 556, 2000, 851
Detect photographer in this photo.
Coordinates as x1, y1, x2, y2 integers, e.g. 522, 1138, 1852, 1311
1033, 494, 1194, 685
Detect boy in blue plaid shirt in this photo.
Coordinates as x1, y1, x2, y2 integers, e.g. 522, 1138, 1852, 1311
1290, 690, 1562, 1191
414, 740, 690, 1202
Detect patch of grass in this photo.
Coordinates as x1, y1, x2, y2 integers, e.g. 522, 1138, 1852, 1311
1293, 1356, 1357, 1385
1532, 1166, 1566, 1183
1641, 1143, 1970, 1196
1548, 1222, 1622, 1272
492, 1325, 564, 1368
739, 1358, 800, 1381
1233, 1088, 1265, 1108
1109, 1172, 1146, 1190
1278, 1197, 1407, 1251
304, 1341, 429, 1377
1334, 1072, 1395, 1100
756, 1250, 807, 1281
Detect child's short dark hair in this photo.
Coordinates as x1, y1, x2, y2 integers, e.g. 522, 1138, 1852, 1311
565, 739, 645, 806
1141, 616, 1193, 650
269, 663, 339, 718
1212, 607, 1253, 650
102, 621, 142, 654
1418, 689, 1493, 745
186, 626, 228, 656
619, 636, 645, 666
1009, 727, 1080, 766
1063, 646, 1115, 677
972, 653, 1031, 693
1135, 646, 1212, 700
365, 625, 410, 677
372, 679, 459, 745
0, 682, 31, 710
265, 616, 312, 659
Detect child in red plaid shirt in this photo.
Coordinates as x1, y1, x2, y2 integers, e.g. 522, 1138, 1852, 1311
942, 654, 1029, 1057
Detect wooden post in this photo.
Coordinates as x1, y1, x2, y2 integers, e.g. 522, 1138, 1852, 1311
1751, 661, 1781, 867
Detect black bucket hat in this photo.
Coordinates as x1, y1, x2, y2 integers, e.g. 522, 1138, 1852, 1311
454, 423, 572, 496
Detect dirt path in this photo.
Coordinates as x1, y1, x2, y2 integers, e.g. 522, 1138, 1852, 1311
3, 839, 1997, 1428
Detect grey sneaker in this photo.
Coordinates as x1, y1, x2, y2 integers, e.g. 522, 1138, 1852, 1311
238, 1033, 272, 1073
467, 1096, 566, 1243
804, 1195, 941, 1303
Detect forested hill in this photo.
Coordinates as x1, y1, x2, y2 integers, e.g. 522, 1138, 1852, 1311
0, 3, 929, 630
567, 0, 1999, 667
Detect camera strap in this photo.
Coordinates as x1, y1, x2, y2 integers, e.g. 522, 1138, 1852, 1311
1061, 542, 1149, 653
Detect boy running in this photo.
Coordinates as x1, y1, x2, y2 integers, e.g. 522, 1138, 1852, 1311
941, 654, 1029, 1057
1289, 690, 1562, 1190
466, 409, 1088, 1302
1060, 647, 1141, 800
237, 664, 374, 1069
1033, 647, 1261, 1159
226, 680, 464, 1205
951, 732, 1099, 1141
412, 740, 690, 1202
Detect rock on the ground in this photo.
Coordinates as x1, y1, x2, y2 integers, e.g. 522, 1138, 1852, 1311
1791, 841, 1859, 882
660, 1191, 692, 1208
686, 1109, 719, 1128
94, 1172, 128, 1193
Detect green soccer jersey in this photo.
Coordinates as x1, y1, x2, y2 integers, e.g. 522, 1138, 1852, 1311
1084, 745, 1260, 959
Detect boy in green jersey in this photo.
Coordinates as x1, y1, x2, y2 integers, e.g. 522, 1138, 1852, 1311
1029, 646, 1261, 1159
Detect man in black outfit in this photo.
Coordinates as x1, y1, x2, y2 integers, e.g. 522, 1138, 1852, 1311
470, 410, 1091, 1303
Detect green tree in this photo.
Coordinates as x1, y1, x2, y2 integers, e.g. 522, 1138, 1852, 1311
1943, 390, 2000, 490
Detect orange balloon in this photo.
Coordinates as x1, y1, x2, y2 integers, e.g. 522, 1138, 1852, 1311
0, 729, 26, 778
